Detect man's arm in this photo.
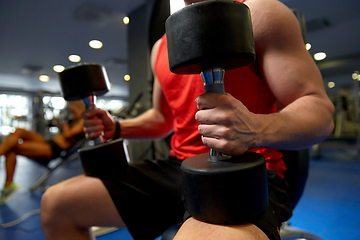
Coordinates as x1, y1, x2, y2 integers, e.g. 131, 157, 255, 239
249, 0, 334, 149
195, 0, 334, 156
82, 39, 174, 140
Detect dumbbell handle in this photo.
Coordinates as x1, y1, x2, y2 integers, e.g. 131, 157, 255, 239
200, 67, 231, 162
82, 95, 104, 145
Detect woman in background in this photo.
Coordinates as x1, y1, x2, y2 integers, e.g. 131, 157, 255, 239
0, 100, 85, 204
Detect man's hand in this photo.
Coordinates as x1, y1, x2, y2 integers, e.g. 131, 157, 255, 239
195, 92, 260, 155
81, 108, 116, 140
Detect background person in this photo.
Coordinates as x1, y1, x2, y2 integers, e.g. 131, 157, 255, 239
0, 100, 85, 204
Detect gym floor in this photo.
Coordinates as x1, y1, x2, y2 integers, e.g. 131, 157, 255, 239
0, 147, 359, 240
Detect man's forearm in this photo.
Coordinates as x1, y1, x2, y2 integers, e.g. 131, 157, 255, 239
255, 95, 334, 150
119, 108, 173, 140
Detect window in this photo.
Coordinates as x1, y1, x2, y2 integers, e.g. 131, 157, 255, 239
0, 94, 32, 136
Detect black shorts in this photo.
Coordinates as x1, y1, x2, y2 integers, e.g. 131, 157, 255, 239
102, 157, 293, 240
46, 139, 64, 159
32, 139, 63, 165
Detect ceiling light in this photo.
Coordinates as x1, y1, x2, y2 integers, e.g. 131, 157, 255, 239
39, 75, 50, 82
327, 82, 335, 89
305, 43, 311, 51
314, 52, 326, 61
170, 0, 185, 14
352, 72, 357, 80
69, 55, 81, 62
123, 16, 130, 25
352, 71, 360, 81
89, 40, 103, 49
124, 74, 130, 81
53, 65, 65, 73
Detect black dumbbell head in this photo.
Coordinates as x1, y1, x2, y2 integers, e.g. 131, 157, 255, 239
181, 152, 269, 225
166, 0, 256, 74
59, 63, 110, 101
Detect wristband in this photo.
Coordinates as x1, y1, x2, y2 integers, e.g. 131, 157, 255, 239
113, 120, 121, 140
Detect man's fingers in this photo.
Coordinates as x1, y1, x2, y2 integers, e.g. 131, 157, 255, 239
195, 92, 224, 110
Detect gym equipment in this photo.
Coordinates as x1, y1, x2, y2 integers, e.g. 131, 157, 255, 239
165, 0, 268, 225
279, 150, 323, 240
58, 63, 128, 180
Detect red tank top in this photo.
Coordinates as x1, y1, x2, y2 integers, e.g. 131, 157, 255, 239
155, 0, 286, 178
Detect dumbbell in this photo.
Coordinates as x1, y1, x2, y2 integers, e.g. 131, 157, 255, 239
58, 63, 128, 180
165, 0, 268, 225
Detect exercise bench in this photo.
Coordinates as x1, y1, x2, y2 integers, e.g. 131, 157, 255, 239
29, 138, 87, 192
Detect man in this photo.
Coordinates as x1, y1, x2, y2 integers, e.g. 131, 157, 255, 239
40, 0, 334, 239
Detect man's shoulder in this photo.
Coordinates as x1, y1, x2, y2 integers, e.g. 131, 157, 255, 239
245, 0, 291, 17
246, 0, 297, 36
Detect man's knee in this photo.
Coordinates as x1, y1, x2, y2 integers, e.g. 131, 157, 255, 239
41, 184, 68, 226
174, 217, 269, 240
